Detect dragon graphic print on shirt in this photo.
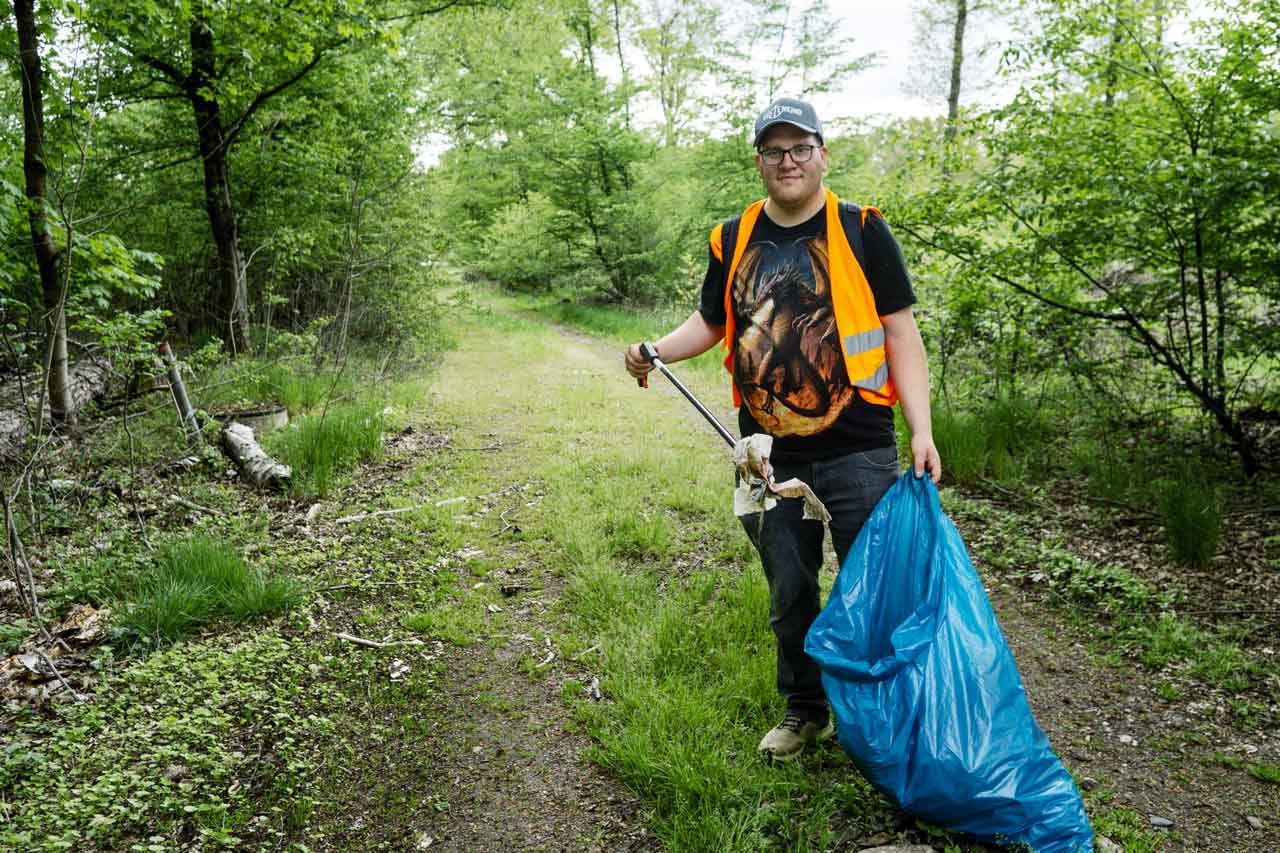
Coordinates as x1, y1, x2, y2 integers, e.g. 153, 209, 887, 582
730, 235, 854, 437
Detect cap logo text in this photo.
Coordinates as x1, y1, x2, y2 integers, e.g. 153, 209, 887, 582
764, 105, 804, 121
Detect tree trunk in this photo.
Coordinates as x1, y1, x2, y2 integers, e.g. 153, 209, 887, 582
14, 0, 73, 424
1104, 1, 1122, 109
188, 10, 250, 356
944, 0, 967, 160
611, 0, 631, 129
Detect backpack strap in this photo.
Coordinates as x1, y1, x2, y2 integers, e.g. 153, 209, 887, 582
719, 214, 742, 295
837, 200, 868, 274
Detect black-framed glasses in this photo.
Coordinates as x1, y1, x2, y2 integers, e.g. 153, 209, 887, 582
758, 144, 817, 166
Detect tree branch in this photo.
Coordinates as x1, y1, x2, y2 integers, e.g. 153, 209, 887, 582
891, 221, 1126, 322
220, 41, 344, 151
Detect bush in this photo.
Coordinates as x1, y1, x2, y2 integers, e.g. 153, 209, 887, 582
1158, 468, 1223, 567
479, 192, 577, 290
118, 537, 301, 648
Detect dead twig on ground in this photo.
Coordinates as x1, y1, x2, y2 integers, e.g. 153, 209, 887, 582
335, 495, 468, 524
336, 631, 425, 649
572, 643, 601, 661
3, 484, 56, 646
1173, 608, 1280, 618
335, 506, 423, 524
167, 495, 224, 516
35, 649, 85, 702
319, 580, 421, 592
450, 442, 507, 452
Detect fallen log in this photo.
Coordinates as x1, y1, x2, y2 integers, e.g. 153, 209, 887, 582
0, 358, 113, 457
219, 422, 291, 490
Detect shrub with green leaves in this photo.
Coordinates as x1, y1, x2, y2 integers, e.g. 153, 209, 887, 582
117, 537, 301, 649
478, 192, 576, 291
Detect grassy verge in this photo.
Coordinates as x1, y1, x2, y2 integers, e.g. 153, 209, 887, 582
115, 536, 302, 650
0, 633, 336, 850
0, 349, 434, 847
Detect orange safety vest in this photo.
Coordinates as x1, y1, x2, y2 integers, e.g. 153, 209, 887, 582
710, 189, 898, 410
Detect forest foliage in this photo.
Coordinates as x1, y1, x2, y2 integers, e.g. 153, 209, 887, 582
2, 0, 1278, 481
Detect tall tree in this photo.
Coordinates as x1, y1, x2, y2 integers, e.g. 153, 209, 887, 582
899, 0, 1280, 474
75, 0, 476, 355
907, 0, 1009, 161
945, 0, 968, 151
12, 0, 71, 423
633, 0, 719, 147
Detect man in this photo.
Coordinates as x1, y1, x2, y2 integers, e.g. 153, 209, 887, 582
624, 97, 942, 762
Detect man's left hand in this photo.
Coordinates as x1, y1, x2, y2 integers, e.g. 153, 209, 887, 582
911, 434, 942, 483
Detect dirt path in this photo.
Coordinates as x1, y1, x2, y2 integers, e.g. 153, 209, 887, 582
308, 301, 1276, 852
991, 586, 1279, 851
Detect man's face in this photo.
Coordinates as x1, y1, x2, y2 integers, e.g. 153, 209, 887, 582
755, 124, 827, 208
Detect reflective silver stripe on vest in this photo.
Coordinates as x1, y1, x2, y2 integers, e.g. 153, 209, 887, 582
852, 361, 889, 392
843, 327, 885, 357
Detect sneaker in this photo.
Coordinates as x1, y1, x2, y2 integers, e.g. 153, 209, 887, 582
758, 711, 834, 762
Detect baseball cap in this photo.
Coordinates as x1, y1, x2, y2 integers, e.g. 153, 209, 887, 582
753, 97, 824, 147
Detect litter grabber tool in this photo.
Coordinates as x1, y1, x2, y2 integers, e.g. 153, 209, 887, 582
639, 342, 735, 447
638, 342, 829, 523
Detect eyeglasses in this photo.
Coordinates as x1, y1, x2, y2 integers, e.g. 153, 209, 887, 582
757, 144, 818, 166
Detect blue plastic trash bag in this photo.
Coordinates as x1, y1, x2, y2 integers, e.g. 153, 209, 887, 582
805, 473, 1093, 852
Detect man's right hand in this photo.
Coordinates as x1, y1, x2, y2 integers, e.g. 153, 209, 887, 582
624, 343, 655, 388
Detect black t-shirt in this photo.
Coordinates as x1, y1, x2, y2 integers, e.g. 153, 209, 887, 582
698, 205, 916, 462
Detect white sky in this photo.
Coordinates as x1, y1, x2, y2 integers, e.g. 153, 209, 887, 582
824, 3, 943, 122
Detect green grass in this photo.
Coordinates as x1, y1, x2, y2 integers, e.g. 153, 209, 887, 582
270, 401, 386, 497
1157, 468, 1223, 567
932, 406, 991, 485
116, 536, 302, 649
1084, 800, 1168, 852
931, 395, 1056, 487
402, 601, 491, 646
251, 362, 355, 414
1068, 436, 1146, 504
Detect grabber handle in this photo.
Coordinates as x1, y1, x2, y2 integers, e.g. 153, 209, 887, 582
640, 341, 660, 364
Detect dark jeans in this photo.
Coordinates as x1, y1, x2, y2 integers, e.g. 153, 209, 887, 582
738, 445, 900, 721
